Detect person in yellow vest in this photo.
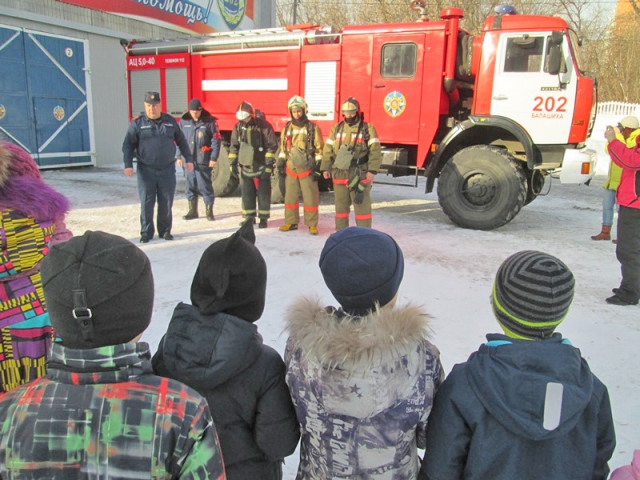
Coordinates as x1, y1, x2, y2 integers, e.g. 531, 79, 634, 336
278, 96, 324, 235
592, 115, 640, 242
321, 97, 382, 230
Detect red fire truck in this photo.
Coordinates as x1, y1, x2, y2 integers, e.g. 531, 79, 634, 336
125, 2, 596, 230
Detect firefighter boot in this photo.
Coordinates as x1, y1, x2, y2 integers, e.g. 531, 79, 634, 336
206, 204, 215, 221
309, 226, 319, 235
259, 218, 268, 229
279, 224, 298, 232
591, 225, 611, 241
183, 199, 198, 220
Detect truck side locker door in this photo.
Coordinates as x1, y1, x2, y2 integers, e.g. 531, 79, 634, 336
489, 32, 576, 145
371, 35, 424, 144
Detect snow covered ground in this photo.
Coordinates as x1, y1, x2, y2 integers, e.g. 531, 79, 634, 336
42, 165, 640, 476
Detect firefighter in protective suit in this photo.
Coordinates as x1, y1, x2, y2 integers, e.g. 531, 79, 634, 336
229, 101, 278, 228
321, 97, 382, 230
278, 96, 324, 235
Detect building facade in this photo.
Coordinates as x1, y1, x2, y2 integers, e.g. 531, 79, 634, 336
0, 0, 274, 167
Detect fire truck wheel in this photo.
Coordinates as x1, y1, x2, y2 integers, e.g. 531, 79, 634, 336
438, 145, 527, 230
212, 148, 239, 197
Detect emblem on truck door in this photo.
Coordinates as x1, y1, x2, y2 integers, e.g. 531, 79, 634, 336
384, 91, 406, 117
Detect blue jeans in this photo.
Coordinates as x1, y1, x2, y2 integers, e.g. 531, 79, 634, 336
137, 163, 176, 238
602, 188, 617, 226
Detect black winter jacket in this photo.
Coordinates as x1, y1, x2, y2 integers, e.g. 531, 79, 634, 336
152, 303, 300, 480
421, 333, 616, 480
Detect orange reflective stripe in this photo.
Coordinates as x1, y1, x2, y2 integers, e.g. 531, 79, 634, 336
336, 212, 350, 218
355, 213, 372, 220
361, 178, 371, 185
284, 203, 299, 209
286, 165, 312, 178
304, 205, 319, 212
333, 178, 348, 185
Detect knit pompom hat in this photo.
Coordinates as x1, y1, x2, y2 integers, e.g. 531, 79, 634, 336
492, 250, 575, 340
319, 227, 404, 315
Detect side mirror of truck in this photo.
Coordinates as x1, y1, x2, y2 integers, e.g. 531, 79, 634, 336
546, 31, 563, 75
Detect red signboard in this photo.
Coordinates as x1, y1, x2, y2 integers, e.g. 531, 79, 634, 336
127, 53, 190, 70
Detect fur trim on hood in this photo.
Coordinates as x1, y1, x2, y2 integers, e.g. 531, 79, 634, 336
285, 297, 433, 369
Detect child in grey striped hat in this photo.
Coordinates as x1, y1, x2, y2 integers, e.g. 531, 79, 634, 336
420, 251, 616, 480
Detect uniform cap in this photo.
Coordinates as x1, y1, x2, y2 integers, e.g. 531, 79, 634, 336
236, 101, 255, 121
492, 250, 574, 340
620, 116, 639, 129
188, 98, 203, 111
341, 97, 360, 114
144, 92, 161, 105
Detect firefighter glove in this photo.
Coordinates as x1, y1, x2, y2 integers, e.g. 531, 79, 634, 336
353, 179, 366, 204
262, 166, 273, 179
313, 161, 322, 182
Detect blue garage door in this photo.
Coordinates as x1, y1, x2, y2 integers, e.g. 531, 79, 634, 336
0, 25, 92, 167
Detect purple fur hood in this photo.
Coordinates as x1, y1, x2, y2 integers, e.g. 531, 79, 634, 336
0, 176, 69, 223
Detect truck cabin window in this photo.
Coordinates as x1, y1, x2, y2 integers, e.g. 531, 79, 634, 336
503, 36, 566, 74
504, 36, 544, 72
382, 43, 417, 78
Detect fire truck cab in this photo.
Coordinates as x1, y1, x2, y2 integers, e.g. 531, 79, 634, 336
126, 3, 596, 230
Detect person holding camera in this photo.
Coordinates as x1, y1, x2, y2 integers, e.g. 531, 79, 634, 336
321, 97, 382, 231
591, 116, 640, 242
604, 123, 640, 306
277, 96, 324, 235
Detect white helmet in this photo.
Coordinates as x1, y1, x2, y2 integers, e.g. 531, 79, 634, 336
288, 95, 308, 115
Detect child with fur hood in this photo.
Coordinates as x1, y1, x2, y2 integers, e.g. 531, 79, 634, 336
284, 226, 444, 479
0, 142, 71, 394
420, 251, 615, 480
152, 219, 300, 480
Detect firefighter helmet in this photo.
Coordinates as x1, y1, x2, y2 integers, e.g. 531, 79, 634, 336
236, 101, 255, 121
288, 95, 308, 115
341, 97, 360, 115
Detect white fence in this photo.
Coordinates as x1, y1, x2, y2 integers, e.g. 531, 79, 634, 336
587, 101, 640, 175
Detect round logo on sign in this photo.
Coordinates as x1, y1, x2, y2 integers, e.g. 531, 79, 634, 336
65, 47, 73, 58
384, 91, 406, 118
53, 106, 65, 121
218, 0, 246, 30
0, 104, 6, 120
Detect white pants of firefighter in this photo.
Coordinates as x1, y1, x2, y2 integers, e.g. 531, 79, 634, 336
284, 164, 319, 227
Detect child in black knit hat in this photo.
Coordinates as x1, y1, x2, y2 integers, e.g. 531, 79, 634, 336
421, 250, 616, 480
152, 219, 300, 480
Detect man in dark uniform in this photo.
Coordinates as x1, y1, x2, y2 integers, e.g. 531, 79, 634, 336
123, 92, 193, 243
228, 101, 278, 229
176, 98, 220, 222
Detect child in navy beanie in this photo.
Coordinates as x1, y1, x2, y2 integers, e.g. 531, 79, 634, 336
284, 227, 444, 479
421, 250, 616, 480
